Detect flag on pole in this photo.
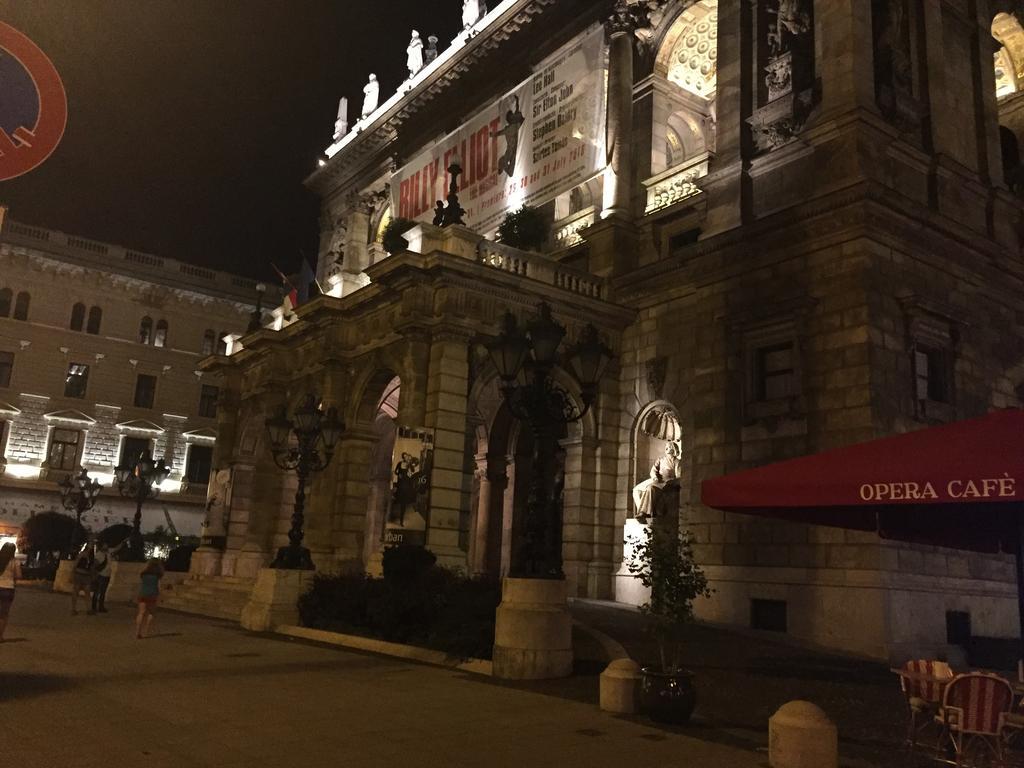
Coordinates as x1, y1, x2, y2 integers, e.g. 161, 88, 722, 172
271, 262, 298, 311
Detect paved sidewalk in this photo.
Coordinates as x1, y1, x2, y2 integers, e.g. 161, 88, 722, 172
570, 600, 916, 768
1, 588, 765, 768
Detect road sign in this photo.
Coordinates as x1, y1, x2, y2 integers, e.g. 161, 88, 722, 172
0, 22, 67, 181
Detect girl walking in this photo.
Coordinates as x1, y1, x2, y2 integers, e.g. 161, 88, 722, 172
0, 543, 22, 641
135, 558, 164, 639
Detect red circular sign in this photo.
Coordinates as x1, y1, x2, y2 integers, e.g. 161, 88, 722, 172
0, 22, 67, 181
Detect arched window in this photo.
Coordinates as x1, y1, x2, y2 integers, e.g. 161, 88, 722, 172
201, 329, 216, 356
139, 316, 153, 345
13, 292, 29, 321
70, 303, 86, 331
87, 306, 102, 335
0, 288, 10, 318
154, 319, 168, 348
216, 331, 228, 356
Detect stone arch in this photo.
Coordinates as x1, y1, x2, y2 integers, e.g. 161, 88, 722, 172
649, 0, 718, 175
995, 12, 1024, 99
465, 366, 592, 580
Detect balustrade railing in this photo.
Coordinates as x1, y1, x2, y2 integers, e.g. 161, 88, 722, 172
476, 240, 603, 299
643, 154, 710, 215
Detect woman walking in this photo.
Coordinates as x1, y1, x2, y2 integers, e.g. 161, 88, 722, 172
0, 543, 22, 641
71, 541, 97, 615
135, 558, 164, 639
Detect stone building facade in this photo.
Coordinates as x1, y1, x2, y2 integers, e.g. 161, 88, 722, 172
204, 0, 1024, 660
0, 210, 270, 541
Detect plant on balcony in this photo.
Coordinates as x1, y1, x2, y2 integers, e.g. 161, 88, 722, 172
381, 217, 417, 254
626, 522, 712, 724
496, 206, 549, 251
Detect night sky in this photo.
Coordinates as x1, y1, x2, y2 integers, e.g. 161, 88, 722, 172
0, 1, 463, 279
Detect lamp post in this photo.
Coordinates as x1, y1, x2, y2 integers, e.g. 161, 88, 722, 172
485, 303, 613, 578
114, 451, 172, 561
57, 467, 103, 557
247, 282, 267, 333
265, 394, 345, 570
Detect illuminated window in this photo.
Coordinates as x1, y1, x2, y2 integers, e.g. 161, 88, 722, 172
48, 428, 82, 471
119, 436, 151, 467
87, 306, 102, 335
139, 317, 153, 345
154, 319, 168, 348
70, 303, 86, 331
134, 374, 157, 409
64, 363, 90, 399
199, 385, 219, 418
13, 292, 29, 321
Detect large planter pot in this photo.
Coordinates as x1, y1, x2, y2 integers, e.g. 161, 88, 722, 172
640, 667, 696, 724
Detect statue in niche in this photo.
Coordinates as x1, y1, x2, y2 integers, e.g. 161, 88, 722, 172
767, 0, 810, 57
407, 31, 424, 78
631, 442, 681, 522
362, 74, 379, 118
326, 219, 347, 268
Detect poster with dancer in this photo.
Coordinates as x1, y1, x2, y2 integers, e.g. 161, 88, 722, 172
383, 427, 434, 547
391, 25, 607, 233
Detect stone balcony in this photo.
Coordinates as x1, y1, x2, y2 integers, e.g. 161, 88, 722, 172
476, 240, 605, 299
642, 153, 710, 216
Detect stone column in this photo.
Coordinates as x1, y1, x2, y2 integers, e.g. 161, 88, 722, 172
500, 455, 517, 575
423, 334, 472, 568
470, 454, 491, 576
602, 4, 636, 219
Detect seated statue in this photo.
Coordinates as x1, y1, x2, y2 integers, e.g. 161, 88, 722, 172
631, 442, 681, 522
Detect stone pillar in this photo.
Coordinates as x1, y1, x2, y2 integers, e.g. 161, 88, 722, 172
501, 455, 517, 575
423, 335, 471, 568
492, 577, 573, 680
602, 5, 635, 219
333, 430, 378, 570
470, 453, 492, 576
240, 567, 314, 632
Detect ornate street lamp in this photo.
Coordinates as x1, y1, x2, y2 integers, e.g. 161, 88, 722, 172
265, 394, 345, 570
486, 303, 613, 578
57, 467, 103, 557
114, 450, 171, 561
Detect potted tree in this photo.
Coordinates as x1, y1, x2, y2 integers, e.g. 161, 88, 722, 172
496, 206, 549, 251
626, 521, 712, 724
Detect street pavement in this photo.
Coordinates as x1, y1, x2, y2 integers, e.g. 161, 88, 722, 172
1, 587, 766, 768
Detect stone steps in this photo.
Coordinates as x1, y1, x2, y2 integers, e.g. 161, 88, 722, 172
159, 575, 254, 623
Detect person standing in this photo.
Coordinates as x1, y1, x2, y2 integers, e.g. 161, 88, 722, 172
91, 539, 126, 614
135, 558, 164, 639
71, 541, 97, 616
0, 543, 22, 641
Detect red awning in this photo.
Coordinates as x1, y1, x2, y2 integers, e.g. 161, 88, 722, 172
700, 409, 1024, 554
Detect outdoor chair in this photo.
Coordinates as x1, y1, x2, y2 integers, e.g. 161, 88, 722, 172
935, 672, 1014, 767
896, 659, 955, 751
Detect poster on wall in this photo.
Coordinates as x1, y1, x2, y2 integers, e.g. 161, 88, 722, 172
391, 25, 607, 234
382, 427, 435, 547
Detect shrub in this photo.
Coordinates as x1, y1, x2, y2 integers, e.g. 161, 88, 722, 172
17, 511, 85, 558
381, 217, 417, 254
382, 545, 436, 585
298, 559, 501, 660
496, 206, 549, 251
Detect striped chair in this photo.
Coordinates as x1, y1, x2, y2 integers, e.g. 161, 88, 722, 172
935, 672, 1014, 767
896, 659, 955, 750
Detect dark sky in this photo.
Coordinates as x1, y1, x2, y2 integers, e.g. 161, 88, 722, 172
0, 1, 463, 279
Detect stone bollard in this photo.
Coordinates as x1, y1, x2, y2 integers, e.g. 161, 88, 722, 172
600, 658, 641, 714
52, 559, 75, 594
769, 701, 838, 768
240, 567, 313, 632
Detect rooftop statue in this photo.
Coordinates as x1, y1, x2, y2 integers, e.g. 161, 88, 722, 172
333, 97, 349, 141
361, 74, 379, 118
463, 0, 488, 31
425, 35, 440, 64
407, 31, 424, 78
